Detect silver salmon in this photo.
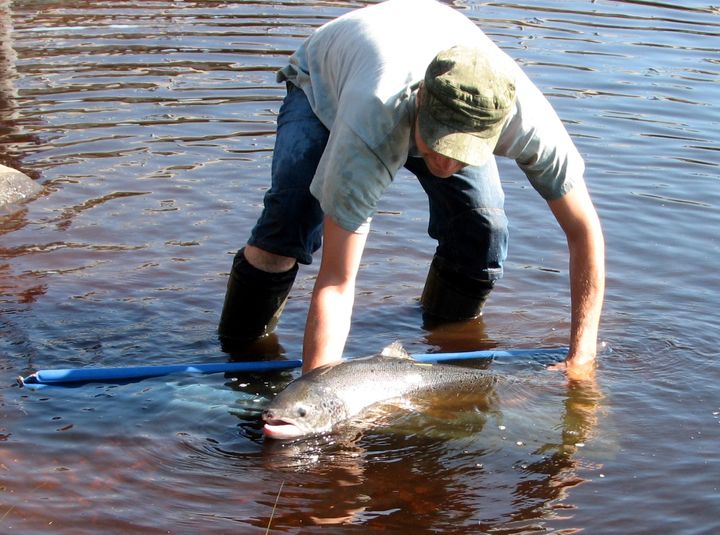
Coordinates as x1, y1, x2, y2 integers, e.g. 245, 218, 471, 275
262, 342, 499, 440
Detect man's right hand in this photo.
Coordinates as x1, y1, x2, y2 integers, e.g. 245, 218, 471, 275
301, 215, 369, 373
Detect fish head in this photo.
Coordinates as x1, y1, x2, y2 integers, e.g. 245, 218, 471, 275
262, 380, 346, 440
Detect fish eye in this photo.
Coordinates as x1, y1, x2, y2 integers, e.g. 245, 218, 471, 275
296, 405, 307, 418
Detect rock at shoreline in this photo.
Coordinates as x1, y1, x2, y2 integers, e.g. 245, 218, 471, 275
0, 164, 42, 210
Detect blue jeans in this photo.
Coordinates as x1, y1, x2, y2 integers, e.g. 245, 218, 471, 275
249, 84, 509, 281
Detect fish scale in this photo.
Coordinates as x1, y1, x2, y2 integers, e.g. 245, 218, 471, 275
262, 343, 499, 440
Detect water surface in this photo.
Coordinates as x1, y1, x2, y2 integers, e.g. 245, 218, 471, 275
1, 1, 719, 533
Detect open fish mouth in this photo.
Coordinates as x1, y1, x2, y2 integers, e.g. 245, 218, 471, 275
262, 418, 307, 440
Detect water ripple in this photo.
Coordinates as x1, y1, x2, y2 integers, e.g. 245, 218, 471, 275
2, 1, 719, 533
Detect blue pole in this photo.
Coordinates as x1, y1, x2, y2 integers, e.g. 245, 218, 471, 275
18, 347, 567, 388
413, 347, 566, 363
19, 359, 303, 388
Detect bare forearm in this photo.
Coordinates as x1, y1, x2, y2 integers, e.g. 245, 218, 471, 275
302, 280, 354, 373
301, 215, 367, 373
567, 237, 605, 363
548, 183, 605, 380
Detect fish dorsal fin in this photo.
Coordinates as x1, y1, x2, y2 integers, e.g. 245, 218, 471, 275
380, 341, 412, 359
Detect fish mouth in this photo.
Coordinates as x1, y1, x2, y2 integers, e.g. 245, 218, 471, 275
262, 418, 308, 440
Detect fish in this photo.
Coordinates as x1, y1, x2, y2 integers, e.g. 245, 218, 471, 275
262, 342, 499, 440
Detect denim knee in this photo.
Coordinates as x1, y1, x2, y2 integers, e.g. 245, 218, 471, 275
248, 85, 329, 264
438, 206, 508, 281
407, 156, 508, 280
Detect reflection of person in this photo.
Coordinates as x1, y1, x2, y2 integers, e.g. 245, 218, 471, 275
511, 380, 604, 520
219, 0, 605, 380
256, 379, 603, 530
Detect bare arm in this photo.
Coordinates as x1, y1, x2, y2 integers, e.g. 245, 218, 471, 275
302, 215, 368, 373
547, 181, 605, 381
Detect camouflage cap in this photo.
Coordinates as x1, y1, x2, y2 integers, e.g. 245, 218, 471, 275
418, 45, 516, 167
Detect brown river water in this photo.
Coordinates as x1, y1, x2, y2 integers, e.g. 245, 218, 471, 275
1, 1, 719, 533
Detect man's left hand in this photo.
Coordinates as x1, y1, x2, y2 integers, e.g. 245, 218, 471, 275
549, 354, 596, 382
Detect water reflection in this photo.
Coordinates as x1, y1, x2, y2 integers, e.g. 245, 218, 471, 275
0, 0, 43, 176
422, 313, 496, 353
0, 0, 19, 168
514, 381, 604, 523
0, 2, 47, 308
1, 0, 718, 532
252, 373, 602, 532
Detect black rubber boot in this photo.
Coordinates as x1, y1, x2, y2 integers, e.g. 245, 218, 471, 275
420, 255, 494, 322
218, 248, 298, 351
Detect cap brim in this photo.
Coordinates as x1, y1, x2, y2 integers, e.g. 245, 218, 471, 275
417, 103, 502, 168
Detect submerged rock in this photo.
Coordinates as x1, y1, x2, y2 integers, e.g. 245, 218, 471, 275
0, 164, 42, 210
